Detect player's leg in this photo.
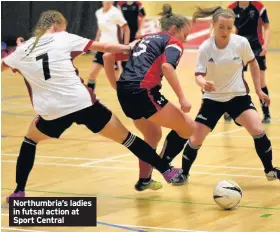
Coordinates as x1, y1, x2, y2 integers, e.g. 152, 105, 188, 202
228, 95, 279, 181
258, 56, 271, 123
88, 52, 104, 92
235, 109, 279, 180
77, 103, 184, 184
133, 118, 163, 191
178, 99, 224, 185
148, 102, 195, 165
6, 115, 70, 202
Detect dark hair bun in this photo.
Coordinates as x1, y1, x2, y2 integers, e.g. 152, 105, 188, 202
159, 4, 172, 16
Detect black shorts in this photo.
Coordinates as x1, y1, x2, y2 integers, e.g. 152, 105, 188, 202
93, 51, 117, 69
35, 102, 112, 138
116, 84, 168, 120
244, 55, 266, 71
195, 95, 257, 130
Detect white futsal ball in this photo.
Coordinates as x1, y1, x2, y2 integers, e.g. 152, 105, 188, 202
213, 180, 242, 210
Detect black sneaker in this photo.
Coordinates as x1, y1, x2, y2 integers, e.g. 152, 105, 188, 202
134, 179, 163, 191
171, 173, 189, 186
262, 115, 271, 124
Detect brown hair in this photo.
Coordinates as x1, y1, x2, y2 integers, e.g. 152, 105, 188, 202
158, 4, 190, 31
29, 10, 67, 53
192, 6, 235, 23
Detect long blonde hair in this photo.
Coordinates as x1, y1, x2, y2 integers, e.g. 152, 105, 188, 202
29, 10, 67, 54
192, 6, 235, 23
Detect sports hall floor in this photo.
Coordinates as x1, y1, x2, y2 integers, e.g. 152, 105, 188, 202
1, 51, 280, 232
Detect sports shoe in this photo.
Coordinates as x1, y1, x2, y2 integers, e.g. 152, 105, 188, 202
224, 113, 232, 121
134, 179, 163, 191
172, 173, 189, 186
162, 168, 183, 184
265, 167, 280, 181
6, 191, 25, 203
262, 115, 271, 124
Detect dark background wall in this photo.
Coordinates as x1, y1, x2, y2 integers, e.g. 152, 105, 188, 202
1, 1, 103, 46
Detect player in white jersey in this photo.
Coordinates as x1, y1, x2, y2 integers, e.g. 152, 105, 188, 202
1, 10, 185, 202
87, 1, 130, 91
161, 6, 279, 184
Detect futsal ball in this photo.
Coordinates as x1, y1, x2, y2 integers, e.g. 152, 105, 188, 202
213, 180, 242, 210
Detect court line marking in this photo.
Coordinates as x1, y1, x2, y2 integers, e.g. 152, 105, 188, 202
2, 188, 280, 211
2, 153, 264, 170
79, 153, 132, 166
79, 128, 245, 166
1, 160, 266, 179
114, 224, 209, 232
1, 214, 205, 232
1, 227, 47, 232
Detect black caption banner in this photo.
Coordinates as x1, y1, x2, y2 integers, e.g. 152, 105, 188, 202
9, 197, 96, 227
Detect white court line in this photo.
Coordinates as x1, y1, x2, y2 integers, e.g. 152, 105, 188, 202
209, 128, 244, 137
2, 160, 265, 179
1, 227, 47, 232
115, 224, 208, 232
79, 153, 132, 166
80, 127, 245, 166
1, 153, 264, 169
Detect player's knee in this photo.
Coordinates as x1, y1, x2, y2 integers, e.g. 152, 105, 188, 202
144, 129, 162, 148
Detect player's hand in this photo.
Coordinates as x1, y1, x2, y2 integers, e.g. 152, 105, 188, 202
259, 45, 268, 56
135, 30, 142, 39
202, 80, 216, 92
257, 90, 271, 106
128, 39, 140, 52
16, 37, 24, 46
179, 97, 192, 113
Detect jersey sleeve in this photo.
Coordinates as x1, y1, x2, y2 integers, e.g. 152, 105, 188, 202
241, 38, 255, 65
2, 48, 20, 72
260, 8, 269, 24
195, 47, 207, 76
66, 32, 94, 52
137, 2, 146, 17
112, 8, 127, 27
162, 39, 183, 69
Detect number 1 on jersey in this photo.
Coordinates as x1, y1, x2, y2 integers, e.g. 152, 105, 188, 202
36, 53, 51, 80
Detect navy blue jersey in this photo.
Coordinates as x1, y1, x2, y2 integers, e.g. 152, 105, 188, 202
118, 1, 146, 41
229, 1, 269, 53
117, 32, 183, 89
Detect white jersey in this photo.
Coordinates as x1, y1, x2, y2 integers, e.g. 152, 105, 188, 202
195, 34, 255, 102
96, 6, 127, 43
3, 32, 95, 120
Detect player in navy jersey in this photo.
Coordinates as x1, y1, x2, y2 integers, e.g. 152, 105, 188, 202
118, 1, 146, 69
225, 1, 271, 123
2, 10, 185, 202
103, 4, 195, 191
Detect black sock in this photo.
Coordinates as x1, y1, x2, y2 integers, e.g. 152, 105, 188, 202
15, 137, 37, 193
182, 140, 201, 175
122, 133, 171, 173
260, 87, 270, 117
161, 130, 188, 163
253, 132, 273, 173
87, 80, 96, 92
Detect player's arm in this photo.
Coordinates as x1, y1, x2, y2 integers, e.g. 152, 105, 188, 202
242, 38, 270, 105
122, 24, 130, 45
260, 8, 270, 56
103, 52, 129, 89
89, 41, 132, 53
1, 60, 10, 72
162, 44, 192, 112
95, 29, 101, 42
136, 2, 146, 38
195, 48, 216, 92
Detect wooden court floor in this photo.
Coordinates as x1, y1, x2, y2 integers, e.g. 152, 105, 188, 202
1, 51, 280, 232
